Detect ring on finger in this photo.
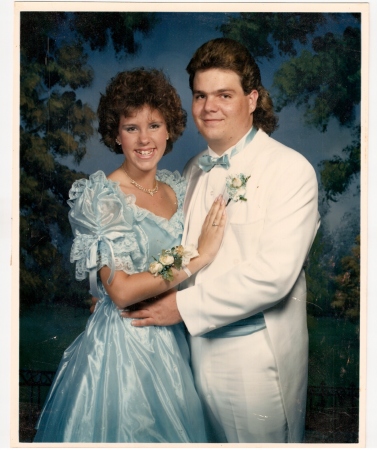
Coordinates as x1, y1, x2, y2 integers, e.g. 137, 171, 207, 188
212, 222, 218, 226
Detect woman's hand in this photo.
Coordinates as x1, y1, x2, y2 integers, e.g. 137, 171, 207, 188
197, 195, 227, 265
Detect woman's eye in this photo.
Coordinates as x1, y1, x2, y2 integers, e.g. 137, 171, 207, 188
150, 123, 161, 129
125, 127, 136, 132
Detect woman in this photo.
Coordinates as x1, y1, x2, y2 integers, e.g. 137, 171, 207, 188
33, 68, 226, 443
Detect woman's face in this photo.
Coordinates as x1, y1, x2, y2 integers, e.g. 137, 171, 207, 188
117, 105, 169, 174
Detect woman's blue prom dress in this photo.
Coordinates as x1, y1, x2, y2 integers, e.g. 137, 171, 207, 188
33, 170, 207, 443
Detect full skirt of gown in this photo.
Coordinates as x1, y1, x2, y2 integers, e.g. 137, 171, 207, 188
34, 170, 207, 443
33, 296, 207, 443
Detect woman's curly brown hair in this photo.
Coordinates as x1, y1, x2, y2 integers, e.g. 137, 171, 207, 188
97, 68, 187, 155
186, 38, 278, 135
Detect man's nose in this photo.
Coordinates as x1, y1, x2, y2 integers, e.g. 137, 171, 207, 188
203, 96, 217, 112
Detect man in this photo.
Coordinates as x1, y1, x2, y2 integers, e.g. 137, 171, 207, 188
124, 38, 320, 443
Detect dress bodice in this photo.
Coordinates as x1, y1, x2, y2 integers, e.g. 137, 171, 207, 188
67, 169, 186, 297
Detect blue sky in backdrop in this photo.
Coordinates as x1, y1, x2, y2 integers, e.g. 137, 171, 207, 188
62, 12, 360, 230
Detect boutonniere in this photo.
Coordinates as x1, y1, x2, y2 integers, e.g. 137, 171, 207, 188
225, 173, 251, 206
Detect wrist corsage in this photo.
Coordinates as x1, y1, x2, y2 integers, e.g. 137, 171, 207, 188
225, 173, 251, 206
149, 244, 199, 281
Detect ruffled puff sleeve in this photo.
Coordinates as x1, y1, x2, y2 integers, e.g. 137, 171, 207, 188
67, 171, 146, 298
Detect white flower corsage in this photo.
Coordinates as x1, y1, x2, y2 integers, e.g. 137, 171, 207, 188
225, 173, 251, 206
149, 244, 199, 281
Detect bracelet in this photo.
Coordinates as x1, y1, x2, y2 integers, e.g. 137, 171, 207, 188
182, 266, 192, 278
149, 244, 199, 281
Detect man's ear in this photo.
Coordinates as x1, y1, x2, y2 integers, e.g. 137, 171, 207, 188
248, 90, 259, 114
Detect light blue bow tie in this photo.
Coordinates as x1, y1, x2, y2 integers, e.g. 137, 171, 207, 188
198, 154, 230, 172
198, 126, 258, 173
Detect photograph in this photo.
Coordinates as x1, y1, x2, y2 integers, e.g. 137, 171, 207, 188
7, 0, 370, 447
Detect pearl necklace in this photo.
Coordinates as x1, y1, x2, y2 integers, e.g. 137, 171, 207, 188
121, 163, 159, 197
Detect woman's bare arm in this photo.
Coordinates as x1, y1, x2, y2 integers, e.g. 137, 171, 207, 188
100, 196, 226, 309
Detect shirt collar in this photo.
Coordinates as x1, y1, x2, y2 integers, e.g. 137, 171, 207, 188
207, 127, 254, 157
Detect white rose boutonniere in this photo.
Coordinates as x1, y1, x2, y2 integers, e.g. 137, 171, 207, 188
149, 244, 199, 281
225, 173, 251, 206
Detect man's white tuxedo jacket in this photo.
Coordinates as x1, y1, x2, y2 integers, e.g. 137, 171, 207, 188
177, 129, 320, 443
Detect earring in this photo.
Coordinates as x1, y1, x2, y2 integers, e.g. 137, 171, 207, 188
166, 133, 169, 141
116, 139, 121, 146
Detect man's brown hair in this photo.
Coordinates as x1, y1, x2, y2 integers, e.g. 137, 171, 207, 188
186, 38, 278, 134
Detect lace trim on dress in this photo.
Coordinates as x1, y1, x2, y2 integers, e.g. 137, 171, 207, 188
118, 169, 186, 238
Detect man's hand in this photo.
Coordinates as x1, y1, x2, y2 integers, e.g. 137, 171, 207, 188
89, 296, 98, 314
120, 290, 182, 327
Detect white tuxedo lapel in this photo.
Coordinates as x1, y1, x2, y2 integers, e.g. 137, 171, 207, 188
182, 130, 264, 242
229, 129, 263, 172
182, 164, 205, 245
219, 130, 265, 217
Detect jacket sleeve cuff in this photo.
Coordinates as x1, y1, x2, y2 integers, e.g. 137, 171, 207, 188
177, 286, 219, 337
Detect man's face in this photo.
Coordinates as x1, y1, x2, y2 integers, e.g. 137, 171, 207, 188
191, 68, 258, 155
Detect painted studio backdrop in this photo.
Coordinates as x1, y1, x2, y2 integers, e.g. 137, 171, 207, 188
19, 10, 361, 443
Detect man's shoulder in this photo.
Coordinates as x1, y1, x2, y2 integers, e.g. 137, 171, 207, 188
257, 130, 314, 169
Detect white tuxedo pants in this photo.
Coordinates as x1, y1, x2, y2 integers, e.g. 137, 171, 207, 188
190, 328, 288, 443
